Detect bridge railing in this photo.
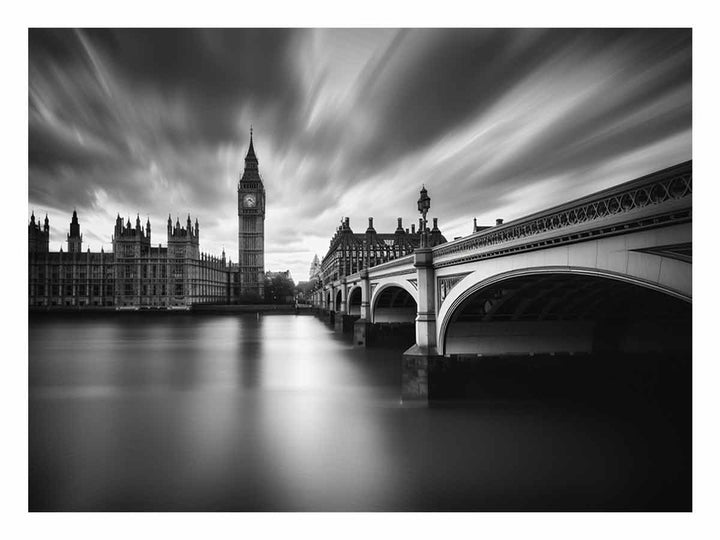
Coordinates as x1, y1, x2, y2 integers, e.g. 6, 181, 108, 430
432, 161, 692, 260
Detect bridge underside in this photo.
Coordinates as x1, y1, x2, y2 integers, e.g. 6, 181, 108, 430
373, 287, 416, 323
402, 272, 691, 402
444, 273, 691, 356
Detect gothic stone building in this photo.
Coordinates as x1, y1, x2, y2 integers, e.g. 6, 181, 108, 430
28, 211, 231, 309
319, 216, 447, 285
28, 134, 266, 309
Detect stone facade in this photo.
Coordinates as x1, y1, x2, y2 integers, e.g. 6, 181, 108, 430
28, 212, 231, 308
319, 216, 446, 285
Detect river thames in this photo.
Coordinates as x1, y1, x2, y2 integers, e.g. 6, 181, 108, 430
29, 313, 690, 511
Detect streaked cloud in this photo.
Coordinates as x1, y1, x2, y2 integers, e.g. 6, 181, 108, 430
28, 28, 691, 281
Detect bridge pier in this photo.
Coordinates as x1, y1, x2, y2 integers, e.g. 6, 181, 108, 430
334, 279, 348, 332
354, 320, 415, 348
336, 314, 358, 333
401, 345, 441, 402
353, 270, 372, 347
401, 247, 439, 403
353, 319, 370, 346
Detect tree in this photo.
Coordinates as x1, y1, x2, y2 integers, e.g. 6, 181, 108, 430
264, 272, 296, 304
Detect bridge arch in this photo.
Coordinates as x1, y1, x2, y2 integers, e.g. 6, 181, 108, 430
335, 289, 343, 312
370, 281, 418, 323
437, 265, 691, 356
347, 285, 362, 316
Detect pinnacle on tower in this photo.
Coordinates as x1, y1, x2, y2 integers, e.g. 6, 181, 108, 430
244, 126, 258, 169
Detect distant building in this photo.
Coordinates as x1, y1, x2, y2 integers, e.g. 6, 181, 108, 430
28, 212, 231, 308
319, 216, 446, 284
265, 269, 294, 284
472, 217, 503, 233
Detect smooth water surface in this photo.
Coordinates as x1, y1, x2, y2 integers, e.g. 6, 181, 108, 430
29, 313, 690, 511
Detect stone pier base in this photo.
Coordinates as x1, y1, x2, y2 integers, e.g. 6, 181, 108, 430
353, 319, 370, 347
401, 344, 440, 403
335, 314, 359, 334
352, 321, 415, 348
325, 310, 335, 326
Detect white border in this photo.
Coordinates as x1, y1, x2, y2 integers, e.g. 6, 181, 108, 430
6, 3, 718, 539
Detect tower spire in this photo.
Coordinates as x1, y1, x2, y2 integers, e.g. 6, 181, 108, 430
244, 126, 258, 169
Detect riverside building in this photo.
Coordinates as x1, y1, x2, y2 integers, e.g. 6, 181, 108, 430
319, 216, 447, 285
28, 211, 231, 309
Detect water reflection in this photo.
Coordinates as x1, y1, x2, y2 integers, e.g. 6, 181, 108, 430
237, 316, 263, 388
29, 313, 690, 511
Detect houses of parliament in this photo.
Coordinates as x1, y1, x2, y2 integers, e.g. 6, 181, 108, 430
28, 133, 266, 309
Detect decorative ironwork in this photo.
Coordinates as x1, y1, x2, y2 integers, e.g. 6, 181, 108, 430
432, 162, 692, 261
437, 272, 471, 307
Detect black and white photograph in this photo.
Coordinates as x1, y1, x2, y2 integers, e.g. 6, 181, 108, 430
10, 4, 719, 537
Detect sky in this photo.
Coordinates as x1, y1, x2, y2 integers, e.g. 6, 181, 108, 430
28, 28, 691, 283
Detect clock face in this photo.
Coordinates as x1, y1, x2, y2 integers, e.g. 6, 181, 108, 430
243, 194, 257, 208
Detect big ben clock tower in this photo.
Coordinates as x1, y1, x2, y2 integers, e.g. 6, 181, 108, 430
238, 127, 266, 299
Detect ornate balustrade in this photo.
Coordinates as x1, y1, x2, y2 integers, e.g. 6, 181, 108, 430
432, 161, 692, 262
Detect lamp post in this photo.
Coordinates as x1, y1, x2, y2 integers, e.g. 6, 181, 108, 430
417, 185, 431, 248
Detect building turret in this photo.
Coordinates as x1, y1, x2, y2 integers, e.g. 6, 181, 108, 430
146, 217, 151, 241
167, 214, 172, 235
167, 213, 200, 260
195, 217, 199, 238
67, 209, 82, 253
309, 254, 321, 280
429, 217, 447, 247
136, 213, 141, 231
29, 211, 50, 253
115, 214, 123, 237
472, 217, 493, 234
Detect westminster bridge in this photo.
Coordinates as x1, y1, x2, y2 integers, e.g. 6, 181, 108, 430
310, 161, 692, 401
